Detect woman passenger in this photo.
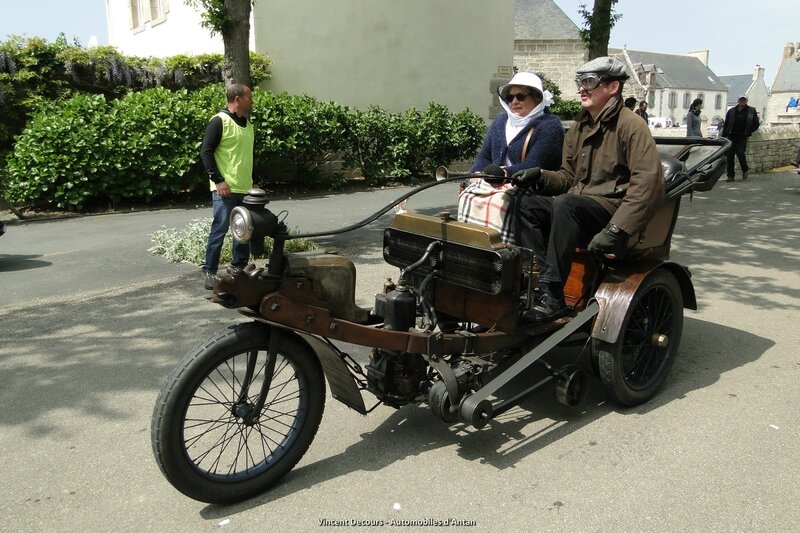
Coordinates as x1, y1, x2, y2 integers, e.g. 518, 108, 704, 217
470, 71, 564, 178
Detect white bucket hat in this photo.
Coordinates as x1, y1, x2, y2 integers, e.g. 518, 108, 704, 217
498, 72, 553, 106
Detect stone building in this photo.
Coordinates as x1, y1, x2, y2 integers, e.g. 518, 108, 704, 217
765, 43, 800, 128
612, 48, 728, 129
718, 66, 768, 119
104, 0, 515, 120
513, 0, 586, 98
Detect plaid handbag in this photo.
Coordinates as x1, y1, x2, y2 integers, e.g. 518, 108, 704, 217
455, 128, 534, 244
457, 180, 519, 244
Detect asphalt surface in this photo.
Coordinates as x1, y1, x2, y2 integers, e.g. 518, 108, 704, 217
1, 172, 798, 532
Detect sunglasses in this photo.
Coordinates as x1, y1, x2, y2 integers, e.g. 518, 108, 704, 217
575, 73, 611, 91
504, 92, 533, 103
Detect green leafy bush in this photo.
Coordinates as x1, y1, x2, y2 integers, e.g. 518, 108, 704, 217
251, 92, 351, 182
4, 85, 485, 210
4, 93, 113, 209
149, 217, 317, 265
343, 106, 406, 185
4, 87, 212, 209
343, 103, 484, 185
550, 99, 582, 120
0, 35, 271, 152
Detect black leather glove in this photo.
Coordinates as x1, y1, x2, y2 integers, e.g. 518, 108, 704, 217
588, 224, 629, 258
511, 167, 541, 189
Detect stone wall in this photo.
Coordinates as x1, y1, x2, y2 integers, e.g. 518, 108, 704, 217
743, 127, 800, 171
514, 39, 586, 97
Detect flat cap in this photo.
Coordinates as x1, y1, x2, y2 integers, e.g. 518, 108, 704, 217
576, 56, 629, 79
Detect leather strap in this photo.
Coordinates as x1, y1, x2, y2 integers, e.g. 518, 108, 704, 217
521, 127, 535, 161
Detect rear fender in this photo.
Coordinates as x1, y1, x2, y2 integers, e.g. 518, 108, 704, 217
591, 260, 696, 344
274, 326, 368, 415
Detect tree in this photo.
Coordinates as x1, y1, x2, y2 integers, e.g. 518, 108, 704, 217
578, 0, 622, 60
186, 0, 251, 85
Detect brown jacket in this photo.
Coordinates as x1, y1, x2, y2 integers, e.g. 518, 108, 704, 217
539, 97, 664, 235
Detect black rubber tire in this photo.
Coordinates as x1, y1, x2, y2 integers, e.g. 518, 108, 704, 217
151, 322, 325, 504
595, 269, 683, 406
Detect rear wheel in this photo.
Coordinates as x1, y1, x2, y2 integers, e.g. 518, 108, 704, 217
595, 270, 683, 406
151, 323, 325, 503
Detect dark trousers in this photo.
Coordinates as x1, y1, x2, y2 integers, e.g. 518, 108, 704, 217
515, 193, 611, 290
726, 135, 749, 177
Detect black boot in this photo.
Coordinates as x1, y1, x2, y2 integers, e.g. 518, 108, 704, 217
523, 289, 567, 324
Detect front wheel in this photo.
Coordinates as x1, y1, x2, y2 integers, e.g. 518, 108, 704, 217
595, 269, 683, 406
151, 322, 325, 504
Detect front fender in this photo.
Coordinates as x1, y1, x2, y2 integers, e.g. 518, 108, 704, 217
273, 325, 368, 415
591, 260, 696, 344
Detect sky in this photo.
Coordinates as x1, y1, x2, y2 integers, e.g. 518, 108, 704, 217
0, 0, 109, 47
0, 0, 794, 84
552, 0, 794, 83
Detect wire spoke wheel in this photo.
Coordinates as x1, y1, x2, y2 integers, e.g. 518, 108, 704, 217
596, 270, 683, 406
184, 350, 304, 480
152, 323, 325, 503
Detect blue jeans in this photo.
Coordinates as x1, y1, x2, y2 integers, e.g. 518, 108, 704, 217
203, 192, 250, 273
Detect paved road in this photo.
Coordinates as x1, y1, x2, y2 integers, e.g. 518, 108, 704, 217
1, 173, 798, 531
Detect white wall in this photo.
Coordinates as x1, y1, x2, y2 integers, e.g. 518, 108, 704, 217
105, 0, 512, 119
105, 0, 253, 57
251, 0, 514, 118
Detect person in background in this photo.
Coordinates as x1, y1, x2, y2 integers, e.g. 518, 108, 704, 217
786, 95, 798, 112
722, 95, 760, 182
686, 98, 703, 137
635, 100, 649, 122
624, 96, 637, 111
512, 57, 664, 323
200, 84, 255, 290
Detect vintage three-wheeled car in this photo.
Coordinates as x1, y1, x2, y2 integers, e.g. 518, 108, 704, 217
151, 137, 729, 503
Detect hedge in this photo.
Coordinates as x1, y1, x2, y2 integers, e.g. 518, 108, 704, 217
0, 35, 271, 152
3, 85, 486, 210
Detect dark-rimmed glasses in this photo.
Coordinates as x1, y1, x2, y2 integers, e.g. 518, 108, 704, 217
504, 92, 533, 103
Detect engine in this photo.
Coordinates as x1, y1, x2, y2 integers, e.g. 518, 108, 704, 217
380, 211, 524, 332
365, 349, 430, 407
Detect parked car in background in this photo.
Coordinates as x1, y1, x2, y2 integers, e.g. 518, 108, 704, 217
707, 118, 723, 139
648, 116, 673, 129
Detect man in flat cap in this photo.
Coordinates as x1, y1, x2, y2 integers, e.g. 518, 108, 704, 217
721, 95, 760, 181
512, 56, 664, 322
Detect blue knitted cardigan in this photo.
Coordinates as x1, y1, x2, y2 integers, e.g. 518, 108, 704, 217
470, 110, 564, 175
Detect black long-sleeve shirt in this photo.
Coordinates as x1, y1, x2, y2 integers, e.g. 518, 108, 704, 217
200, 109, 250, 184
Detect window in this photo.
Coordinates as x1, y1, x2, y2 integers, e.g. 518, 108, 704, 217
130, 0, 169, 30
648, 92, 655, 107
150, 0, 169, 22
683, 92, 691, 107
130, 0, 145, 29
697, 92, 705, 104
669, 91, 677, 108
715, 94, 722, 109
